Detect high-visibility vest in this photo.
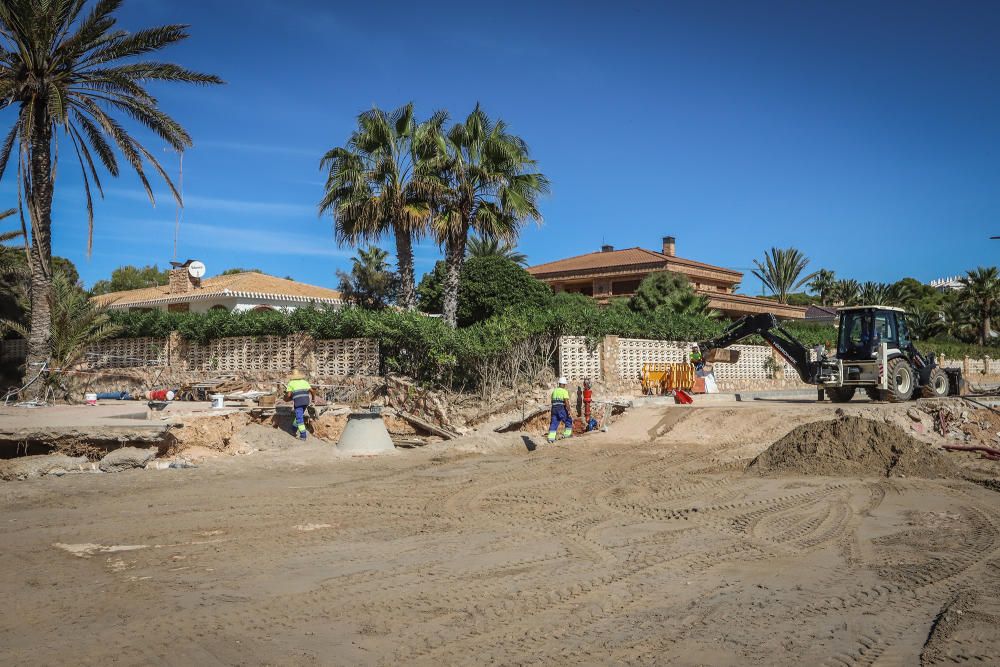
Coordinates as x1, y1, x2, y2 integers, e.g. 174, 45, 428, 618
286, 379, 312, 407
551, 387, 569, 408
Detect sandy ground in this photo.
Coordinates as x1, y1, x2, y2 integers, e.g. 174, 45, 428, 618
1, 401, 999, 665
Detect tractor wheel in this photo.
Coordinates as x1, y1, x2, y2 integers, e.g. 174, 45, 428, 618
922, 367, 950, 398
864, 387, 884, 402
886, 357, 915, 403
827, 386, 856, 403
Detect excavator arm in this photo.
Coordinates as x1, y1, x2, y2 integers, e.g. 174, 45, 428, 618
697, 313, 817, 384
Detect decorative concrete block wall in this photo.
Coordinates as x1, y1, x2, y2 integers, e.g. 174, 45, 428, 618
617, 338, 688, 382
557, 335, 812, 391
0, 338, 27, 363
183, 336, 295, 372
85, 337, 169, 369
314, 338, 379, 376
558, 336, 602, 382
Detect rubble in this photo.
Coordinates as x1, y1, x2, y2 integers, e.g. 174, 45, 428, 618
98, 447, 156, 472
0, 454, 91, 481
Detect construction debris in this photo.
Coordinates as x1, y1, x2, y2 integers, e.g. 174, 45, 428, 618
397, 411, 460, 440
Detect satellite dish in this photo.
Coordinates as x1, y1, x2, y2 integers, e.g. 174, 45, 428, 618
187, 260, 206, 278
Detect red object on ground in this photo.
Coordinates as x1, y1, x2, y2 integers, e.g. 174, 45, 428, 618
692, 377, 706, 394
149, 389, 170, 401
674, 389, 694, 404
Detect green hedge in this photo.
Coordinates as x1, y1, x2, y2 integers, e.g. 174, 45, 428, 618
107, 303, 999, 391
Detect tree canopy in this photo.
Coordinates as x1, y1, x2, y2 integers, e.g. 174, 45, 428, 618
90, 264, 168, 295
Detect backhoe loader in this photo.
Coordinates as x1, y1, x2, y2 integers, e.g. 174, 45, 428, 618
696, 306, 962, 402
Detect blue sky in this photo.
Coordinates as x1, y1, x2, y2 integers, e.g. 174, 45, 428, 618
6, 0, 999, 293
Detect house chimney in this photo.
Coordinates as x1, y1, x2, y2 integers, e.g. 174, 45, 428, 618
601, 244, 614, 253
168, 261, 201, 294
662, 236, 676, 257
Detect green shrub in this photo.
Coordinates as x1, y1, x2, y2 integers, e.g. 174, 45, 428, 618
417, 256, 552, 326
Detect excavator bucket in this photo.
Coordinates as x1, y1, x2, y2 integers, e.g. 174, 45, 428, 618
705, 348, 740, 364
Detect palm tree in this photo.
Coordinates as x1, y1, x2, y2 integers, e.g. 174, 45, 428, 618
0, 0, 221, 389
808, 269, 836, 306
959, 266, 1000, 345
426, 105, 548, 327
320, 103, 443, 311
832, 278, 860, 306
858, 281, 895, 305
1, 271, 120, 400
907, 305, 944, 340
943, 294, 975, 342
752, 247, 816, 304
335, 245, 398, 310
0, 207, 23, 275
466, 234, 528, 265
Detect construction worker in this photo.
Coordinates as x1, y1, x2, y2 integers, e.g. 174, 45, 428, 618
548, 376, 574, 443
690, 347, 705, 372
284, 369, 315, 440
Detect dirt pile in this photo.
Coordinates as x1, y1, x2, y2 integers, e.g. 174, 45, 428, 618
749, 415, 957, 478
231, 424, 301, 452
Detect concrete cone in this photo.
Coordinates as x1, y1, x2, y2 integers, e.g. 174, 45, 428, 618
336, 412, 395, 454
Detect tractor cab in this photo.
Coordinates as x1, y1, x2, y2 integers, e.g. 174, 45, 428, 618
836, 306, 911, 362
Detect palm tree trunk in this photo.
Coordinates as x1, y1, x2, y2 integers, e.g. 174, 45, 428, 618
393, 223, 416, 311
982, 313, 991, 346
441, 227, 468, 328
24, 105, 54, 394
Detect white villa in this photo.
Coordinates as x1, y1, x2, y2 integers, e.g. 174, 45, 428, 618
92, 261, 343, 313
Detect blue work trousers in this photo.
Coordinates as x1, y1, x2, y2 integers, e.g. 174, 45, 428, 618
548, 405, 573, 441
294, 406, 308, 439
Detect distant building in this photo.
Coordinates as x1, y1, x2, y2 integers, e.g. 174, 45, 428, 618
92, 260, 343, 313
526, 236, 806, 320
803, 305, 838, 325
929, 276, 964, 291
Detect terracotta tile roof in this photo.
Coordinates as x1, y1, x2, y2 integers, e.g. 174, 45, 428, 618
527, 247, 742, 280
703, 291, 808, 317
93, 272, 343, 309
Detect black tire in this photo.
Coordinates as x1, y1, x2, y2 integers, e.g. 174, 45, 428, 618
922, 367, 950, 398
827, 386, 856, 403
864, 387, 884, 402
886, 357, 915, 403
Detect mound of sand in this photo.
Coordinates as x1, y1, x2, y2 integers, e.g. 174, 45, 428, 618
231, 424, 302, 452
748, 415, 957, 478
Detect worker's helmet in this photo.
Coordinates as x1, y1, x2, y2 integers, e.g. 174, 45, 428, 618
289, 368, 306, 380
558, 376, 568, 385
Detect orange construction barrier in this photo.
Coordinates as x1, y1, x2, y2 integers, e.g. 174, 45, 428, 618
641, 362, 696, 395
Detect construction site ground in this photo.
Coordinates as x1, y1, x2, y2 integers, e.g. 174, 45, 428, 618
2, 399, 999, 665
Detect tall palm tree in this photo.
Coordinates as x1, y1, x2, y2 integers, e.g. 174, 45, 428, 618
466, 234, 528, 265
751, 247, 816, 304
959, 266, 1000, 345
832, 278, 860, 306
0, 0, 221, 386
426, 105, 548, 327
808, 269, 836, 306
320, 103, 443, 311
